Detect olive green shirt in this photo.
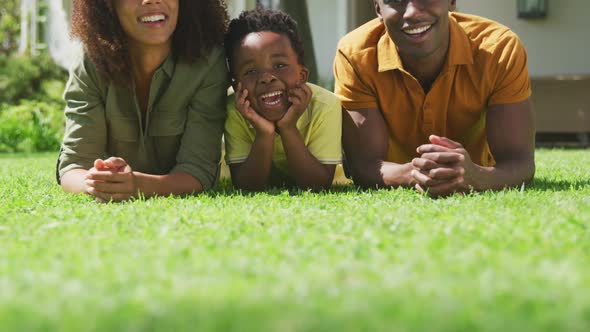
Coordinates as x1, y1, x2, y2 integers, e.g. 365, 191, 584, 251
57, 47, 229, 190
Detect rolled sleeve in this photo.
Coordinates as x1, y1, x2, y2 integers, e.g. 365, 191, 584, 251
307, 90, 343, 165
173, 48, 230, 190
224, 98, 255, 165
57, 57, 107, 180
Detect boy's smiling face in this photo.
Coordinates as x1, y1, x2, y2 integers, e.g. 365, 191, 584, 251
233, 31, 309, 122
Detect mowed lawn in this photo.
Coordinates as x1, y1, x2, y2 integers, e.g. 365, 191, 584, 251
0, 149, 588, 332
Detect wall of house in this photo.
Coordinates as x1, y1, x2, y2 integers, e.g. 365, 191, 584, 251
458, 0, 590, 78
307, 1, 351, 86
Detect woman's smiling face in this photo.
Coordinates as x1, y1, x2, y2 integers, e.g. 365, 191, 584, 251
113, 0, 179, 51
232, 31, 309, 122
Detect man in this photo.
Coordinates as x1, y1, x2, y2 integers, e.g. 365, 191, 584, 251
334, 0, 535, 197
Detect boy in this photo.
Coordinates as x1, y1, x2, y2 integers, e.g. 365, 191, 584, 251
224, 7, 342, 191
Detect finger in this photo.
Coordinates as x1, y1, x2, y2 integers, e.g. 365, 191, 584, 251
415, 183, 427, 194
238, 100, 257, 120
288, 88, 305, 105
86, 179, 134, 194
104, 157, 128, 171
429, 135, 463, 149
412, 157, 445, 171
420, 152, 465, 164
94, 159, 106, 170
425, 176, 465, 197
428, 166, 464, 180
411, 169, 445, 187
299, 83, 312, 101
236, 86, 248, 104
416, 144, 453, 154
87, 187, 132, 202
86, 170, 131, 182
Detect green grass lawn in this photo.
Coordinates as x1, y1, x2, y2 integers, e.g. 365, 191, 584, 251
0, 150, 589, 332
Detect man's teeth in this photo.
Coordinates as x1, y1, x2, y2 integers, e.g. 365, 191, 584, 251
141, 15, 165, 23
404, 25, 432, 35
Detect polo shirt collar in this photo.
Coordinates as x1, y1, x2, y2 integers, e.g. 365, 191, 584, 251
446, 14, 474, 67
377, 33, 403, 72
376, 13, 474, 73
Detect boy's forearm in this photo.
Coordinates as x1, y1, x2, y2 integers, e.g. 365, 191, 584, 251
349, 158, 415, 189
279, 126, 334, 190
232, 132, 275, 191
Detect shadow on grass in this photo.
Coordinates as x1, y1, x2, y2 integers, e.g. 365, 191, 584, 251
528, 178, 590, 192
205, 179, 364, 198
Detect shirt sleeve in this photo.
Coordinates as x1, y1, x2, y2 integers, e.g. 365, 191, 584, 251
57, 56, 107, 180
333, 48, 379, 110
172, 47, 230, 191
224, 96, 255, 165
307, 90, 343, 165
488, 33, 532, 106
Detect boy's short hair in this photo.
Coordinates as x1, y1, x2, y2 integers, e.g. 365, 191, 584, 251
224, 6, 306, 75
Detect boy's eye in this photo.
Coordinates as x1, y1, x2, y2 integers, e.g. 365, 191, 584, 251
274, 63, 287, 69
244, 69, 257, 76
383, 0, 404, 4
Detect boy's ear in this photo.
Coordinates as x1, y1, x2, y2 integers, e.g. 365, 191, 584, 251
449, 0, 457, 11
299, 66, 309, 84
373, 0, 383, 20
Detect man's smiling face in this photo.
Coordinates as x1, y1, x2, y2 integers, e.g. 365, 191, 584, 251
374, 0, 456, 60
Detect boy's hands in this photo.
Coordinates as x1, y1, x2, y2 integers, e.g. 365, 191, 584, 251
235, 82, 275, 135
276, 83, 312, 130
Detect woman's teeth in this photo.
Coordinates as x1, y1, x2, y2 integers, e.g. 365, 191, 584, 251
140, 14, 166, 23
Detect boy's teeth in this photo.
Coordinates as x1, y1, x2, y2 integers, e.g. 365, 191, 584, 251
261, 91, 283, 99
141, 15, 165, 23
404, 25, 431, 35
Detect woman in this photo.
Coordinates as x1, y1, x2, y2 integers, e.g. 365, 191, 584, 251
57, 0, 229, 202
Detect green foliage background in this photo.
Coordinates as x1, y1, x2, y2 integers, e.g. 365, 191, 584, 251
0, 54, 67, 153
0, 0, 67, 153
0, 0, 20, 55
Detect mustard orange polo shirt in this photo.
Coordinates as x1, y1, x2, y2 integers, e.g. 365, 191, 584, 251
334, 12, 531, 166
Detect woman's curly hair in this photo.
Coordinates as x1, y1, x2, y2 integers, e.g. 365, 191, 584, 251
71, 0, 229, 84
224, 5, 305, 76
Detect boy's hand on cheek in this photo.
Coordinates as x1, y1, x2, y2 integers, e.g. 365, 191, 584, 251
277, 83, 312, 130
235, 82, 275, 136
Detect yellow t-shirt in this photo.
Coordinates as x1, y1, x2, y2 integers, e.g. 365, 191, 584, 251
334, 13, 532, 166
224, 83, 342, 182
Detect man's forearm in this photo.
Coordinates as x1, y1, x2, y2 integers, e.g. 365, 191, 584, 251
350, 159, 415, 189
470, 157, 535, 191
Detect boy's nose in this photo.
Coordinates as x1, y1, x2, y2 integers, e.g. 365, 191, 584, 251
258, 71, 277, 84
